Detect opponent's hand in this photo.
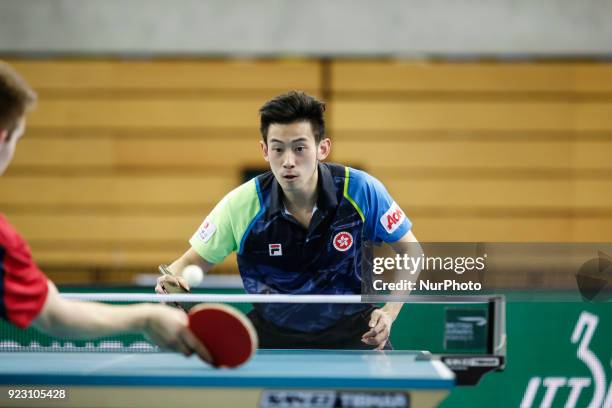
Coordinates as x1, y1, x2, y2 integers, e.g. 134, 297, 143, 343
361, 308, 394, 350
143, 304, 212, 363
155, 273, 190, 294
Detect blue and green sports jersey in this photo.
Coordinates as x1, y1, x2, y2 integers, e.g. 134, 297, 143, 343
190, 163, 411, 332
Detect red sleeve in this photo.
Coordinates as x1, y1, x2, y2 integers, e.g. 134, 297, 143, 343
0, 214, 49, 328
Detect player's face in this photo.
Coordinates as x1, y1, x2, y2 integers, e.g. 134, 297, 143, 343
0, 116, 25, 176
261, 121, 330, 195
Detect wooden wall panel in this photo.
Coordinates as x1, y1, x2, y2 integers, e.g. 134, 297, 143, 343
332, 62, 612, 93
9, 135, 265, 169
7, 60, 320, 92
331, 101, 612, 132
28, 99, 263, 129
384, 179, 612, 210
3, 58, 612, 284
0, 174, 238, 206
14, 136, 610, 172
333, 139, 574, 170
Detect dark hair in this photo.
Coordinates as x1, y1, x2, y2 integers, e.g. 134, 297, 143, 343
0, 61, 37, 139
259, 91, 326, 144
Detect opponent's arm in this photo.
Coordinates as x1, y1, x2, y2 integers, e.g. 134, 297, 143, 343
33, 281, 211, 361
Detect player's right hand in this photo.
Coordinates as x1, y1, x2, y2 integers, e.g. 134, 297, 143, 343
144, 304, 213, 363
155, 274, 190, 294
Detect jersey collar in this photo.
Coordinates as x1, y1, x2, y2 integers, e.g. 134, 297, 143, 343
269, 162, 339, 216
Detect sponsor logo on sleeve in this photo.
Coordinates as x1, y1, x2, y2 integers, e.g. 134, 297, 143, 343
380, 201, 406, 234
198, 218, 216, 243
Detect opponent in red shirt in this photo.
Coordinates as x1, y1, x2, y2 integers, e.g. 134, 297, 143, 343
0, 61, 210, 361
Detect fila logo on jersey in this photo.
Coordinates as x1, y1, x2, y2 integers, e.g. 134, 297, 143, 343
198, 218, 216, 243
269, 243, 283, 256
380, 202, 405, 234
333, 232, 353, 252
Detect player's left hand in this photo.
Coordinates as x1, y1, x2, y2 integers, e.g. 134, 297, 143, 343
361, 308, 394, 350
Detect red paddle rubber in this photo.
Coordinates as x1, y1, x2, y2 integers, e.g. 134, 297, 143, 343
188, 303, 258, 368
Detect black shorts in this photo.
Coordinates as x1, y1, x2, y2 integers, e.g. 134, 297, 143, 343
247, 306, 393, 350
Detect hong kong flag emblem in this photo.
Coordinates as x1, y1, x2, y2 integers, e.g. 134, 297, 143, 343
333, 231, 353, 252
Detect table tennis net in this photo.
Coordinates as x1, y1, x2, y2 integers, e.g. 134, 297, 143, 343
0, 293, 506, 355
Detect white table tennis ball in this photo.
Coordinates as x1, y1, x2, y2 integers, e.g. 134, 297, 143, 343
182, 264, 204, 287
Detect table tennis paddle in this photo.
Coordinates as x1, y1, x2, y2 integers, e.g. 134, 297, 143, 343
158, 264, 192, 311
188, 303, 258, 368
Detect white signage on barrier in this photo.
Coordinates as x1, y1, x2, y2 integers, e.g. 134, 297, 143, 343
520, 312, 612, 408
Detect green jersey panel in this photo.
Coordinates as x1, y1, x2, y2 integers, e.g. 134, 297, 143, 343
189, 178, 261, 264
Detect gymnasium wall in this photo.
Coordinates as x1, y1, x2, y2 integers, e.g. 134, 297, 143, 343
2, 0, 611, 56
1, 59, 611, 283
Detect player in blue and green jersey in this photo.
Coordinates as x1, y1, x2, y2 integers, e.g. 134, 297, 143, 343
157, 91, 420, 349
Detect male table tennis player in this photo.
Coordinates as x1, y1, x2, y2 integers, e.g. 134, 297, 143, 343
158, 91, 419, 350
0, 62, 212, 362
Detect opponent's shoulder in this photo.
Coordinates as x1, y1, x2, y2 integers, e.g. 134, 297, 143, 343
0, 213, 22, 247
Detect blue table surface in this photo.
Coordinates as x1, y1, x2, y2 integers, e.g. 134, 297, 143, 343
0, 350, 454, 390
